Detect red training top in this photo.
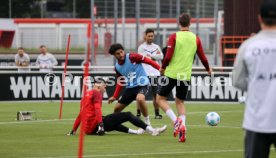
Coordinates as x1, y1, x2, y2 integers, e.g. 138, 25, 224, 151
72, 89, 103, 134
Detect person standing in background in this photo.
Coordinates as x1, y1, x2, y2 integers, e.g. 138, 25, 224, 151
137, 29, 163, 119
36, 45, 58, 72
161, 37, 170, 63
14, 47, 30, 72
233, 1, 276, 157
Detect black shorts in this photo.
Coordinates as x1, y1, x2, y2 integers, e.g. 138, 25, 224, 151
118, 85, 149, 105
245, 130, 276, 158
148, 76, 159, 95
157, 76, 190, 100
102, 113, 125, 132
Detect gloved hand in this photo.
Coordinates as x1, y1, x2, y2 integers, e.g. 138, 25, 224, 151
96, 122, 105, 136
66, 130, 76, 136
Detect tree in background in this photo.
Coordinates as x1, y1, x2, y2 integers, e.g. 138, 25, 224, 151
0, 0, 40, 18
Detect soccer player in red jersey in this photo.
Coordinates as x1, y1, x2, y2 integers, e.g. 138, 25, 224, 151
68, 78, 167, 136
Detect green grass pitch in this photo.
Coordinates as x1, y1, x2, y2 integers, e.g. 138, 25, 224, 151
0, 102, 275, 158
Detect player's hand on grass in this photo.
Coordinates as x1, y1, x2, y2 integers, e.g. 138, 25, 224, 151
97, 122, 105, 136
108, 96, 116, 104
66, 130, 76, 136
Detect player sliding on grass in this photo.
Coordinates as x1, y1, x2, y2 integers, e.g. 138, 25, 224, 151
107, 43, 161, 126
67, 79, 167, 136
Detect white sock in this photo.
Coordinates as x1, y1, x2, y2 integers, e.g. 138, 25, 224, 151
128, 128, 138, 134
144, 116, 151, 126
166, 109, 177, 122
179, 115, 186, 125
145, 126, 155, 133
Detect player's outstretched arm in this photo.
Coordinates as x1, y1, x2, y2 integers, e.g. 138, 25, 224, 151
143, 57, 160, 70
109, 70, 123, 104
67, 112, 81, 136
129, 53, 160, 70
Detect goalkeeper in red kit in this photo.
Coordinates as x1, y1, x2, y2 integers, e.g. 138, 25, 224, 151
67, 78, 167, 136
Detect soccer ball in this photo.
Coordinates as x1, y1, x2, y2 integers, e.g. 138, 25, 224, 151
205, 112, 220, 126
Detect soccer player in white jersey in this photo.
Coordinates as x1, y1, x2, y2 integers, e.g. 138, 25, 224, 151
137, 29, 164, 119
14, 47, 30, 73
36, 45, 58, 72
233, 1, 276, 157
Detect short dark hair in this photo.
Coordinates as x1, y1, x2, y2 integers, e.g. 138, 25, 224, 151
18, 47, 24, 50
40, 45, 46, 48
145, 28, 154, 35
179, 13, 191, 27
94, 77, 106, 84
260, 0, 276, 26
108, 43, 124, 55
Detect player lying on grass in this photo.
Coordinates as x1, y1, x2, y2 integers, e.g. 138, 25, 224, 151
67, 79, 167, 136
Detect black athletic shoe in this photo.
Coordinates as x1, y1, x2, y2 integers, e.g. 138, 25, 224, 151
154, 114, 163, 119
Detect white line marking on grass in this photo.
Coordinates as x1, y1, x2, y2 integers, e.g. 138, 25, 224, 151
188, 124, 241, 129
25, 149, 244, 158
0, 119, 242, 129
150, 123, 242, 129
0, 119, 74, 125
0, 110, 242, 125
187, 110, 243, 115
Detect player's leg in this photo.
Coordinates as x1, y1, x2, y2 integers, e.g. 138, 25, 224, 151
114, 87, 137, 113
157, 76, 183, 138
136, 85, 151, 125
157, 76, 177, 121
108, 112, 166, 135
175, 96, 186, 142
244, 130, 271, 158
103, 112, 145, 134
151, 77, 162, 119
135, 80, 142, 118
152, 89, 162, 119
122, 111, 167, 135
113, 124, 129, 133
124, 111, 148, 129
111, 112, 145, 135
175, 80, 190, 125
116, 124, 144, 134
136, 105, 141, 118
114, 102, 127, 113
175, 80, 190, 142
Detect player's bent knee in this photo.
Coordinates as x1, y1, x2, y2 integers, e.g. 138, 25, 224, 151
122, 111, 133, 117
114, 103, 126, 113
156, 94, 166, 103
114, 106, 122, 113
175, 97, 184, 104
125, 111, 132, 115
136, 95, 145, 103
